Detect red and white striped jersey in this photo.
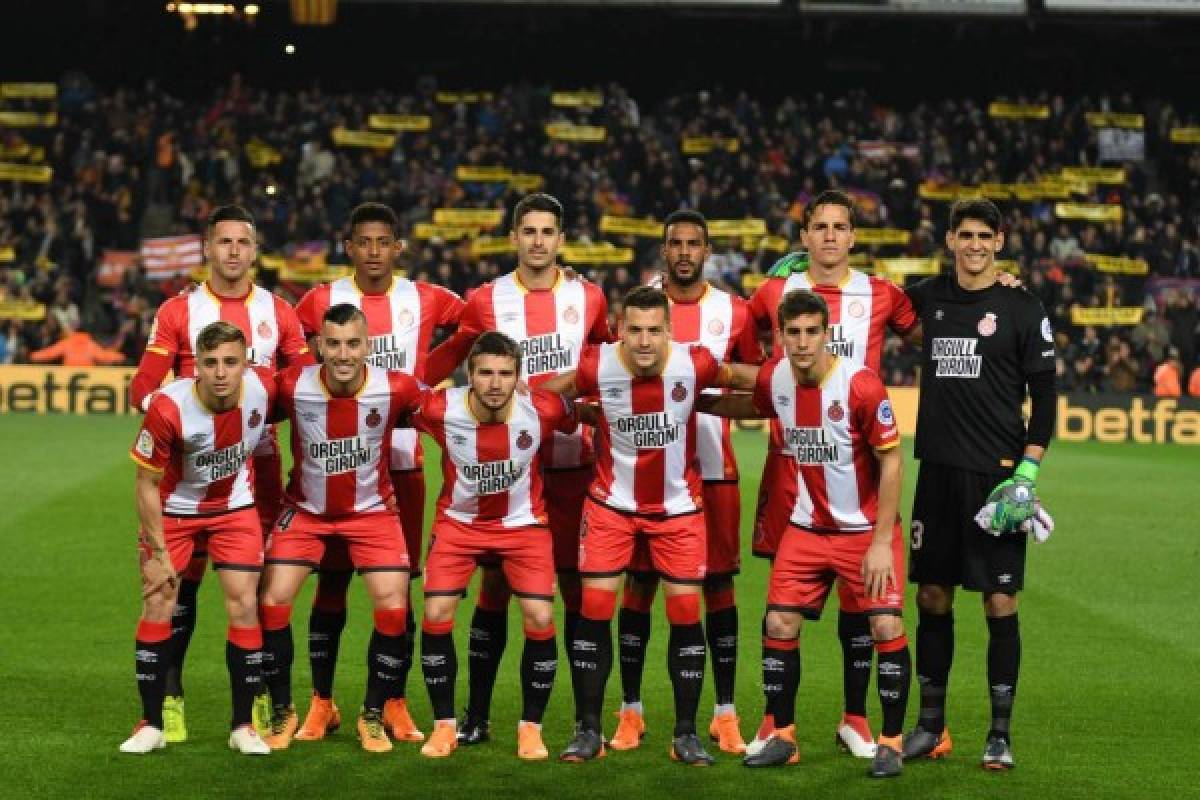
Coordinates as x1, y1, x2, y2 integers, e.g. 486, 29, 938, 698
295, 276, 464, 471
577, 343, 721, 516
752, 355, 900, 532
130, 368, 273, 516
276, 365, 424, 517
415, 388, 576, 527
669, 283, 765, 481
425, 269, 614, 469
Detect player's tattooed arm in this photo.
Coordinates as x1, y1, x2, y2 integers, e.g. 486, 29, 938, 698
695, 392, 762, 419
862, 444, 903, 601
135, 467, 177, 598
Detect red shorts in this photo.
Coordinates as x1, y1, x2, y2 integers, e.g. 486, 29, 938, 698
752, 450, 796, 560
318, 470, 425, 575
425, 517, 555, 600
252, 447, 283, 537
579, 498, 706, 585
767, 522, 906, 619
267, 507, 410, 573
545, 466, 592, 572
628, 481, 740, 580
149, 507, 264, 573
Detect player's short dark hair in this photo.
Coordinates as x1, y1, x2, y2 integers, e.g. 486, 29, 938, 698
323, 303, 368, 329
467, 331, 522, 373
663, 209, 709, 243
206, 204, 256, 235
512, 192, 564, 231
803, 190, 857, 228
347, 202, 400, 237
623, 285, 670, 318
195, 320, 246, 355
777, 289, 829, 329
949, 198, 1002, 233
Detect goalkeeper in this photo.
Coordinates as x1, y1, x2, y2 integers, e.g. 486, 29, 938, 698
900, 199, 1057, 771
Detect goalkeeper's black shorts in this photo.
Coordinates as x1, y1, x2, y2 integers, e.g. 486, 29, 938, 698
908, 461, 1028, 594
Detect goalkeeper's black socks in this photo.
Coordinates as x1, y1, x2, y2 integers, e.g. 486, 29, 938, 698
874, 633, 911, 738
227, 625, 264, 729
165, 572, 202, 696
839, 610, 874, 718
520, 625, 557, 724
259, 604, 294, 709
915, 609, 954, 733
617, 597, 652, 704
762, 635, 800, 728
465, 605, 508, 720
421, 619, 457, 720
572, 588, 616, 732
665, 594, 705, 737
704, 585, 739, 708
363, 609, 407, 713
986, 613, 1020, 742
135, 619, 171, 728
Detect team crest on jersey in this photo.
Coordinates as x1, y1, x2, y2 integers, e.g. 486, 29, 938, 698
136, 430, 154, 459
671, 382, 687, 402
397, 308, 415, 328
707, 318, 725, 336
827, 399, 845, 422
248, 409, 262, 428
977, 312, 998, 337
366, 408, 382, 428
848, 300, 865, 318
257, 320, 273, 340
563, 305, 580, 325
517, 430, 533, 450
877, 399, 895, 427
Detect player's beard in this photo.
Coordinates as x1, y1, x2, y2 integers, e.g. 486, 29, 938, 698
669, 261, 703, 288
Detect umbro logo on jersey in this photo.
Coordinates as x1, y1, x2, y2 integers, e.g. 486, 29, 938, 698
827, 399, 845, 422
776, 394, 791, 407
451, 433, 468, 446
671, 381, 688, 402
563, 305, 580, 325
366, 408, 382, 428
301, 411, 320, 423
604, 386, 624, 399
935, 309, 944, 320
500, 311, 521, 324
188, 433, 208, 446
248, 409, 262, 428
517, 430, 533, 450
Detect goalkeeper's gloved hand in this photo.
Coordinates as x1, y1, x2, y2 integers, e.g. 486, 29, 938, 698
767, 251, 809, 278
986, 457, 1040, 535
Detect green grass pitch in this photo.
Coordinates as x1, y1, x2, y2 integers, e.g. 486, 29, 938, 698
0, 415, 1195, 798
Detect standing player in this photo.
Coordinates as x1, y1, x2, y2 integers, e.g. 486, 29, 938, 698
258, 304, 424, 753
698, 290, 912, 778
612, 210, 764, 755
414, 332, 576, 761
292, 202, 464, 744
539, 286, 754, 765
901, 199, 1056, 770
129, 205, 311, 743
745, 190, 917, 757
121, 321, 273, 756
423, 192, 614, 744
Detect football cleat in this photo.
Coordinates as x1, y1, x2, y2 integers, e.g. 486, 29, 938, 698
421, 721, 458, 758
981, 735, 1014, 770
743, 725, 798, 767
868, 735, 903, 778
382, 698, 424, 742
516, 721, 549, 761
162, 696, 187, 744
295, 694, 341, 740
559, 725, 606, 762
835, 713, 877, 758
357, 710, 393, 753
709, 710, 747, 754
456, 711, 490, 746
670, 733, 715, 766
251, 692, 272, 738
228, 724, 271, 755
119, 722, 166, 754
264, 705, 298, 750
745, 713, 775, 757
902, 725, 952, 760
609, 708, 646, 751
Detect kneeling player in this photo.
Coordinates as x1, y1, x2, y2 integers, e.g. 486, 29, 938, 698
121, 321, 272, 756
257, 304, 424, 753
413, 332, 574, 760
700, 290, 911, 778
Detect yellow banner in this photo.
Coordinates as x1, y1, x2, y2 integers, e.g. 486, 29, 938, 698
281, 265, 353, 284
413, 223, 482, 241
681, 136, 739, 155
436, 91, 493, 104
244, 138, 282, 168
0, 162, 52, 182
0, 111, 56, 127
0, 300, 46, 320
0, 245, 13, 263
876, 258, 942, 278
470, 237, 516, 257
855, 228, 911, 246
432, 209, 505, 228
918, 182, 984, 201
545, 123, 606, 143
1084, 253, 1149, 275
980, 183, 1014, 199
599, 215, 663, 237
1060, 166, 1126, 185
742, 273, 768, 293
1070, 307, 1145, 326
1169, 127, 1200, 144
988, 102, 1050, 120
368, 114, 431, 132
1085, 112, 1144, 130
456, 166, 514, 182
708, 219, 767, 238
258, 254, 286, 271
1055, 203, 1123, 223
508, 173, 544, 192
0, 365, 140, 414
561, 243, 634, 264
331, 128, 396, 149
1012, 182, 1072, 201
743, 235, 790, 253
551, 90, 603, 108
1, 82, 56, 99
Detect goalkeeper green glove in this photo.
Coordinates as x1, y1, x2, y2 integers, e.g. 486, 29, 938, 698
987, 457, 1040, 534
767, 251, 809, 278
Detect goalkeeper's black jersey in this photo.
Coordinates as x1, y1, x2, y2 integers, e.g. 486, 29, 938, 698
906, 273, 1055, 475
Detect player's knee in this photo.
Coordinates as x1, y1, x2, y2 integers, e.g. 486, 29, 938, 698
868, 613, 904, 643
916, 584, 954, 613
224, 592, 258, 627
621, 576, 657, 612
141, 597, 174, 623
764, 610, 801, 640
522, 603, 555, 633
423, 597, 456, 625
984, 592, 1018, 617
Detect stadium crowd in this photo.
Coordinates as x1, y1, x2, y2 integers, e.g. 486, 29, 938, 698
2, 76, 1199, 394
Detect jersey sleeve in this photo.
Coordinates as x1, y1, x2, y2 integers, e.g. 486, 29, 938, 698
574, 345, 600, 399
294, 286, 326, 341
429, 283, 466, 327
586, 283, 617, 343
1018, 296, 1057, 376
884, 279, 918, 336
690, 345, 720, 390
423, 292, 487, 386
731, 298, 767, 364
275, 297, 315, 366
411, 389, 446, 441
390, 371, 425, 415
747, 278, 780, 332
144, 299, 183, 358
269, 367, 299, 424
904, 277, 931, 316
131, 397, 178, 472
751, 359, 777, 417
534, 388, 578, 435
849, 370, 900, 450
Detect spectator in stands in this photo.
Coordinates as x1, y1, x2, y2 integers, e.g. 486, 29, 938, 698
1103, 336, 1140, 393
1153, 347, 1183, 397
29, 322, 126, 367
1189, 364, 1200, 397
